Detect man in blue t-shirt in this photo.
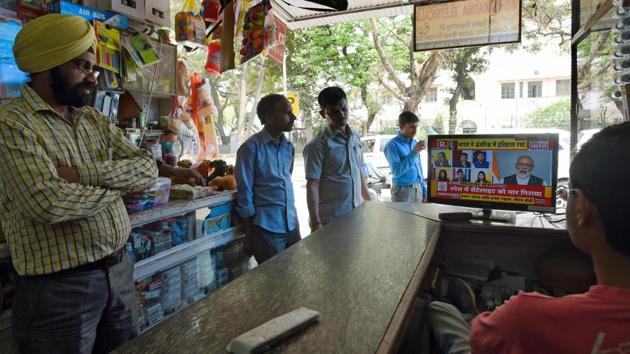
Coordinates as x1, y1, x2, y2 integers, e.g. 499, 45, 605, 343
384, 111, 427, 203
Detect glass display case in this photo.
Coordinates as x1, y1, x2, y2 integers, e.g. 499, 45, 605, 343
124, 36, 177, 97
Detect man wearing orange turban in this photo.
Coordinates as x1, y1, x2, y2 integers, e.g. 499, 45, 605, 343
2, 14, 159, 354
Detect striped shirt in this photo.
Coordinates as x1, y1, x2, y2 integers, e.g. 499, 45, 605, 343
0, 85, 158, 276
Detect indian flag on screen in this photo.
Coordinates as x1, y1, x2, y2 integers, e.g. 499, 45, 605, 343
492, 155, 501, 183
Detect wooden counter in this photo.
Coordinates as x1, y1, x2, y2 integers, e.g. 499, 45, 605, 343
115, 202, 570, 354
115, 202, 440, 354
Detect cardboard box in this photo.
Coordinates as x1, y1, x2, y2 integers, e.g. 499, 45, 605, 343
144, 0, 169, 27
96, 0, 144, 22
47, 0, 128, 29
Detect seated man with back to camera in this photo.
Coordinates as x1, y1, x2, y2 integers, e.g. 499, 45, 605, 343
429, 122, 630, 354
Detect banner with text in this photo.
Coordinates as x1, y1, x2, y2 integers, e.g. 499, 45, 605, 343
414, 0, 521, 51
431, 181, 554, 206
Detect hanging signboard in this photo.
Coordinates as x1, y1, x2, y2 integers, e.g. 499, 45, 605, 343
414, 0, 521, 51
287, 92, 299, 116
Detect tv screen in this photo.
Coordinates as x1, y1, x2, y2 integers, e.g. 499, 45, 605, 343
427, 134, 559, 213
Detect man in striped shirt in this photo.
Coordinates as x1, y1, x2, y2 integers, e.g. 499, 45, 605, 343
0, 14, 158, 353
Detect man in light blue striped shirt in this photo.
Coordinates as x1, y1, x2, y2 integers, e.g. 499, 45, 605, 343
384, 111, 427, 203
235, 94, 300, 263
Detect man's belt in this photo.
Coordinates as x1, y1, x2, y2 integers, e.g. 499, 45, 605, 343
18, 248, 127, 279
62, 247, 127, 274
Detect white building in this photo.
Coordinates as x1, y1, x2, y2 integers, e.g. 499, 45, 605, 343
369, 44, 572, 133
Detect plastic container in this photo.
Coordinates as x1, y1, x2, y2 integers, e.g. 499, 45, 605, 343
161, 134, 182, 166
144, 136, 162, 160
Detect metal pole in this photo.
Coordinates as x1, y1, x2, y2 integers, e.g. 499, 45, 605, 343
282, 51, 287, 95
570, 0, 580, 160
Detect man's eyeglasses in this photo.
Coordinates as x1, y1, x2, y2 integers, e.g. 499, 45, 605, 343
72, 60, 100, 79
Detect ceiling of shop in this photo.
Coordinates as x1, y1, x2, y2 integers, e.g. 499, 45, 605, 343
270, 0, 415, 30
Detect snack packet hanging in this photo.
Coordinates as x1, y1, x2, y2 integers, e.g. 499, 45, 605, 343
234, 0, 256, 39
239, 0, 268, 64
205, 38, 222, 75
201, 0, 221, 23
262, 5, 277, 51
175, 0, 206, 45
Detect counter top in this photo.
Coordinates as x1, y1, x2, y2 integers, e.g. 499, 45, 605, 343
115, 202, 439, 354
384, 202, 567, 232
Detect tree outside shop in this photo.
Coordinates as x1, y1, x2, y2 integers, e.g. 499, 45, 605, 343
167, 0, 576, 148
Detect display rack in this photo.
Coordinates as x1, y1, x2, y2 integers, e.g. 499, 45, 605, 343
133, 226, 243, 281
129, 191, 236, 228
129, 191, 247, 334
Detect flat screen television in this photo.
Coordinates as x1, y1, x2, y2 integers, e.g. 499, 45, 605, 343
427, 134, 559, 216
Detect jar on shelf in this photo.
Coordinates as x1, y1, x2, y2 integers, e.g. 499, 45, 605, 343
144, 137, 163, 160
161, 133, 182, 166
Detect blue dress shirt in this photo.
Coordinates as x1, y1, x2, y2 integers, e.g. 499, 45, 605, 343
384, 133, 427, 197
234, 129, 297, 233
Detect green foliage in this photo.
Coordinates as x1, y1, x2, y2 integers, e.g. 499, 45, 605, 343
433, 113, 445, 133
416, 124, 437, 141
525, 99, 571, 130
502, 0, 571, 53
286, 21, 384, 132
383, 127, 397, 135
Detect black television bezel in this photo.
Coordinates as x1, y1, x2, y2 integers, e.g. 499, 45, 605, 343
426, 133, 559, 213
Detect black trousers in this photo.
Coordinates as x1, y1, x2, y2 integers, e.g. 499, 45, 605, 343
12, 253, 137, 354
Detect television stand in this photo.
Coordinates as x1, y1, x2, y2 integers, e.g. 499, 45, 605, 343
474, 209, 516, 223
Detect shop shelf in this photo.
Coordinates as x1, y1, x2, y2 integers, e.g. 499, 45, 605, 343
129, 191, 236, 228
133, 226, 244, 281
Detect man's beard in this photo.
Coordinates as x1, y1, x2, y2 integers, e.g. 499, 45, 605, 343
50, 68, 95, 108
517, 170, 531, 179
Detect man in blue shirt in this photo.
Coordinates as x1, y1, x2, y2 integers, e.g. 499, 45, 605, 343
384, 111, 428, 203
304, 86, 371, 232
473, 150, 490, 168
235, 94, 300, 263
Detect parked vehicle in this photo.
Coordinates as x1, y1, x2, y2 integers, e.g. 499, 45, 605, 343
363, 162, 387, 201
